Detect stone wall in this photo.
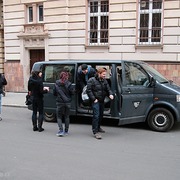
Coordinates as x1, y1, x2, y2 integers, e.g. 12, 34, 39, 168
4, 61, 24, 92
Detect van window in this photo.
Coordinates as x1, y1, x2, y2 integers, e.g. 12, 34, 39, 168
124, 62, 149, 86
43, 64, 75, 83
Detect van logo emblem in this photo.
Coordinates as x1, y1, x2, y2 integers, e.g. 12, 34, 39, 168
133, 101, 141, 108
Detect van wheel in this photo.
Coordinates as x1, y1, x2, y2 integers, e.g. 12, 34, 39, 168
44, 112, 56, 122
147, 108, 174, 132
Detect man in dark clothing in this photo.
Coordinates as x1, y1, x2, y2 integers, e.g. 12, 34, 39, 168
0, 74, 7, 120
53, 71, 75, 137
28, 71, 49, 132
87, 67, 114, 139
77, 64, 96, 92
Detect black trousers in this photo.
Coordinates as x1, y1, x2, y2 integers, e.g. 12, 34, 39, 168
32, 97, 44, 128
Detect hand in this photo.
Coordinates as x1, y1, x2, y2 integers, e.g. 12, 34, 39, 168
109, 95, 114, 100
94, 99, 98, 103
44, 87, 49, 91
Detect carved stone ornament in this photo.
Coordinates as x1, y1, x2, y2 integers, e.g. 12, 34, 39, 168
18, 24, 49, 48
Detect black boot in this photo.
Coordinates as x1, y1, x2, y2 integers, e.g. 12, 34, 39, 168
38, 127, 44, 132
33, 126, 38, 131
32, 119, 38, 131
38, 119, 44, 132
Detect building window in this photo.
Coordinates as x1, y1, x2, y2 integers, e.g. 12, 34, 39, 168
138, 0, 163, 45
38, 5, 44, 22
28, 6, 33, 23
27, 4, 44, 23
88, 0, 109, 45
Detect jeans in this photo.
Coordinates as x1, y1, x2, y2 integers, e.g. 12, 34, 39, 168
56, 103, 70, 132
92, 102, 104, 134
32, 97, 44, 128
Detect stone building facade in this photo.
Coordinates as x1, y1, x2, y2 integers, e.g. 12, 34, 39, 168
3, 0, 180, 92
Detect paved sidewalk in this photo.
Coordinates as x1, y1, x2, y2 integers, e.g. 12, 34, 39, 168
2, 92, 27, 108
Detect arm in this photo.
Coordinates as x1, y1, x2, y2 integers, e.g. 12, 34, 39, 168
105, 80, 114, 100
86, 78, 96, 102
2, 75, 7, 85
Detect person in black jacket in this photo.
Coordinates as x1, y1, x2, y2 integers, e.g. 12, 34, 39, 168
28, 71, 49, 132
87, 67, 114, 139
0, 73, 7, 120
53, 71, 75, 137
77, 64, 96, 92
77, 64, 96, 105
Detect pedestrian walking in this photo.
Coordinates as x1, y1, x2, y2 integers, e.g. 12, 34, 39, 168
87, 67, 114, 139
28, 71, 49, 132
53, 71, 75, 137
0, 73, 7, 120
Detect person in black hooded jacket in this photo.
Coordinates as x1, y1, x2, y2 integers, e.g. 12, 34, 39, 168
28, 71, 49, 132
53, 71, 75, 137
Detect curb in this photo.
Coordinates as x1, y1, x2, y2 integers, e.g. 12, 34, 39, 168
2, 104, 27, 108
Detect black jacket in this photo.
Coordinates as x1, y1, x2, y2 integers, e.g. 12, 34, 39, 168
53, 80, 75, 103
28, 75, 47, 98
77, 66, 96, 90
87, 76, 112, 103
0, 74, 7, 94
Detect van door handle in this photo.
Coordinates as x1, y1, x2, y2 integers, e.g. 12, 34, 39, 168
125, 88, 131, 93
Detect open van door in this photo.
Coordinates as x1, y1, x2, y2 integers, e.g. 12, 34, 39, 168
118, 61, 154, 125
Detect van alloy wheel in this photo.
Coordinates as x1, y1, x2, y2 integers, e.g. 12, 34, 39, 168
147, 108, 174, 132
44, 112, 56, 122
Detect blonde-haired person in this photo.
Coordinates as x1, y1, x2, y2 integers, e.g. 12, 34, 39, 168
53, 71, 75, 137
87, 68, 114, 139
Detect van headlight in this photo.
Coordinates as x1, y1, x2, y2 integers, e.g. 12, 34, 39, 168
176, 95, 180, 102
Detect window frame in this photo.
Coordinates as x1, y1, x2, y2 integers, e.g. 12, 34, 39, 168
27, 5, 33, 23
26, 4, 44, 24
137, 0, 163, 45
88, 0, 109, 46
37, 4, 44, 22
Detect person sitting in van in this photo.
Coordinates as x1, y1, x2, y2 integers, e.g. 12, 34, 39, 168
77, 64, 96, 92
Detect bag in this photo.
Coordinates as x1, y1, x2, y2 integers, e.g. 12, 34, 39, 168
81, 85, 90, 105
25, 93, 33, 105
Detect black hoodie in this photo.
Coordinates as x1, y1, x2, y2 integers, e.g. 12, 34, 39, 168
53, 80, 75, 103
28, 74, 47, 98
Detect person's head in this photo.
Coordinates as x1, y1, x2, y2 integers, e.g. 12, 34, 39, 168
81, 64, 88, 74
32, 71, 42, 78
59, 71, 69, 84
97, 67, 107, 79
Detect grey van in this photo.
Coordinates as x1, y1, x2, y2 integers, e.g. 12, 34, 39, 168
30, 60, 180, 132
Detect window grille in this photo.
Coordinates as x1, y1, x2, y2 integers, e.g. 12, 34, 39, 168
138, 0, 163, 45
88, 0, 109, 45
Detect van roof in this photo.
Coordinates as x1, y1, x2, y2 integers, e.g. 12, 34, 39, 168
33, 60, 144, 65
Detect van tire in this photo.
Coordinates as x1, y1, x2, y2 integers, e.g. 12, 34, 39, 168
147, 108, 174, 132
44, 112, 56, 122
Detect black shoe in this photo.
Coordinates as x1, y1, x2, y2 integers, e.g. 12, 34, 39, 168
38, 128, 44, 132
33, 127, 38, 131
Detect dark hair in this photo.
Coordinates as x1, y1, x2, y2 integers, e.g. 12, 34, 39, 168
81, 64, 88, 71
